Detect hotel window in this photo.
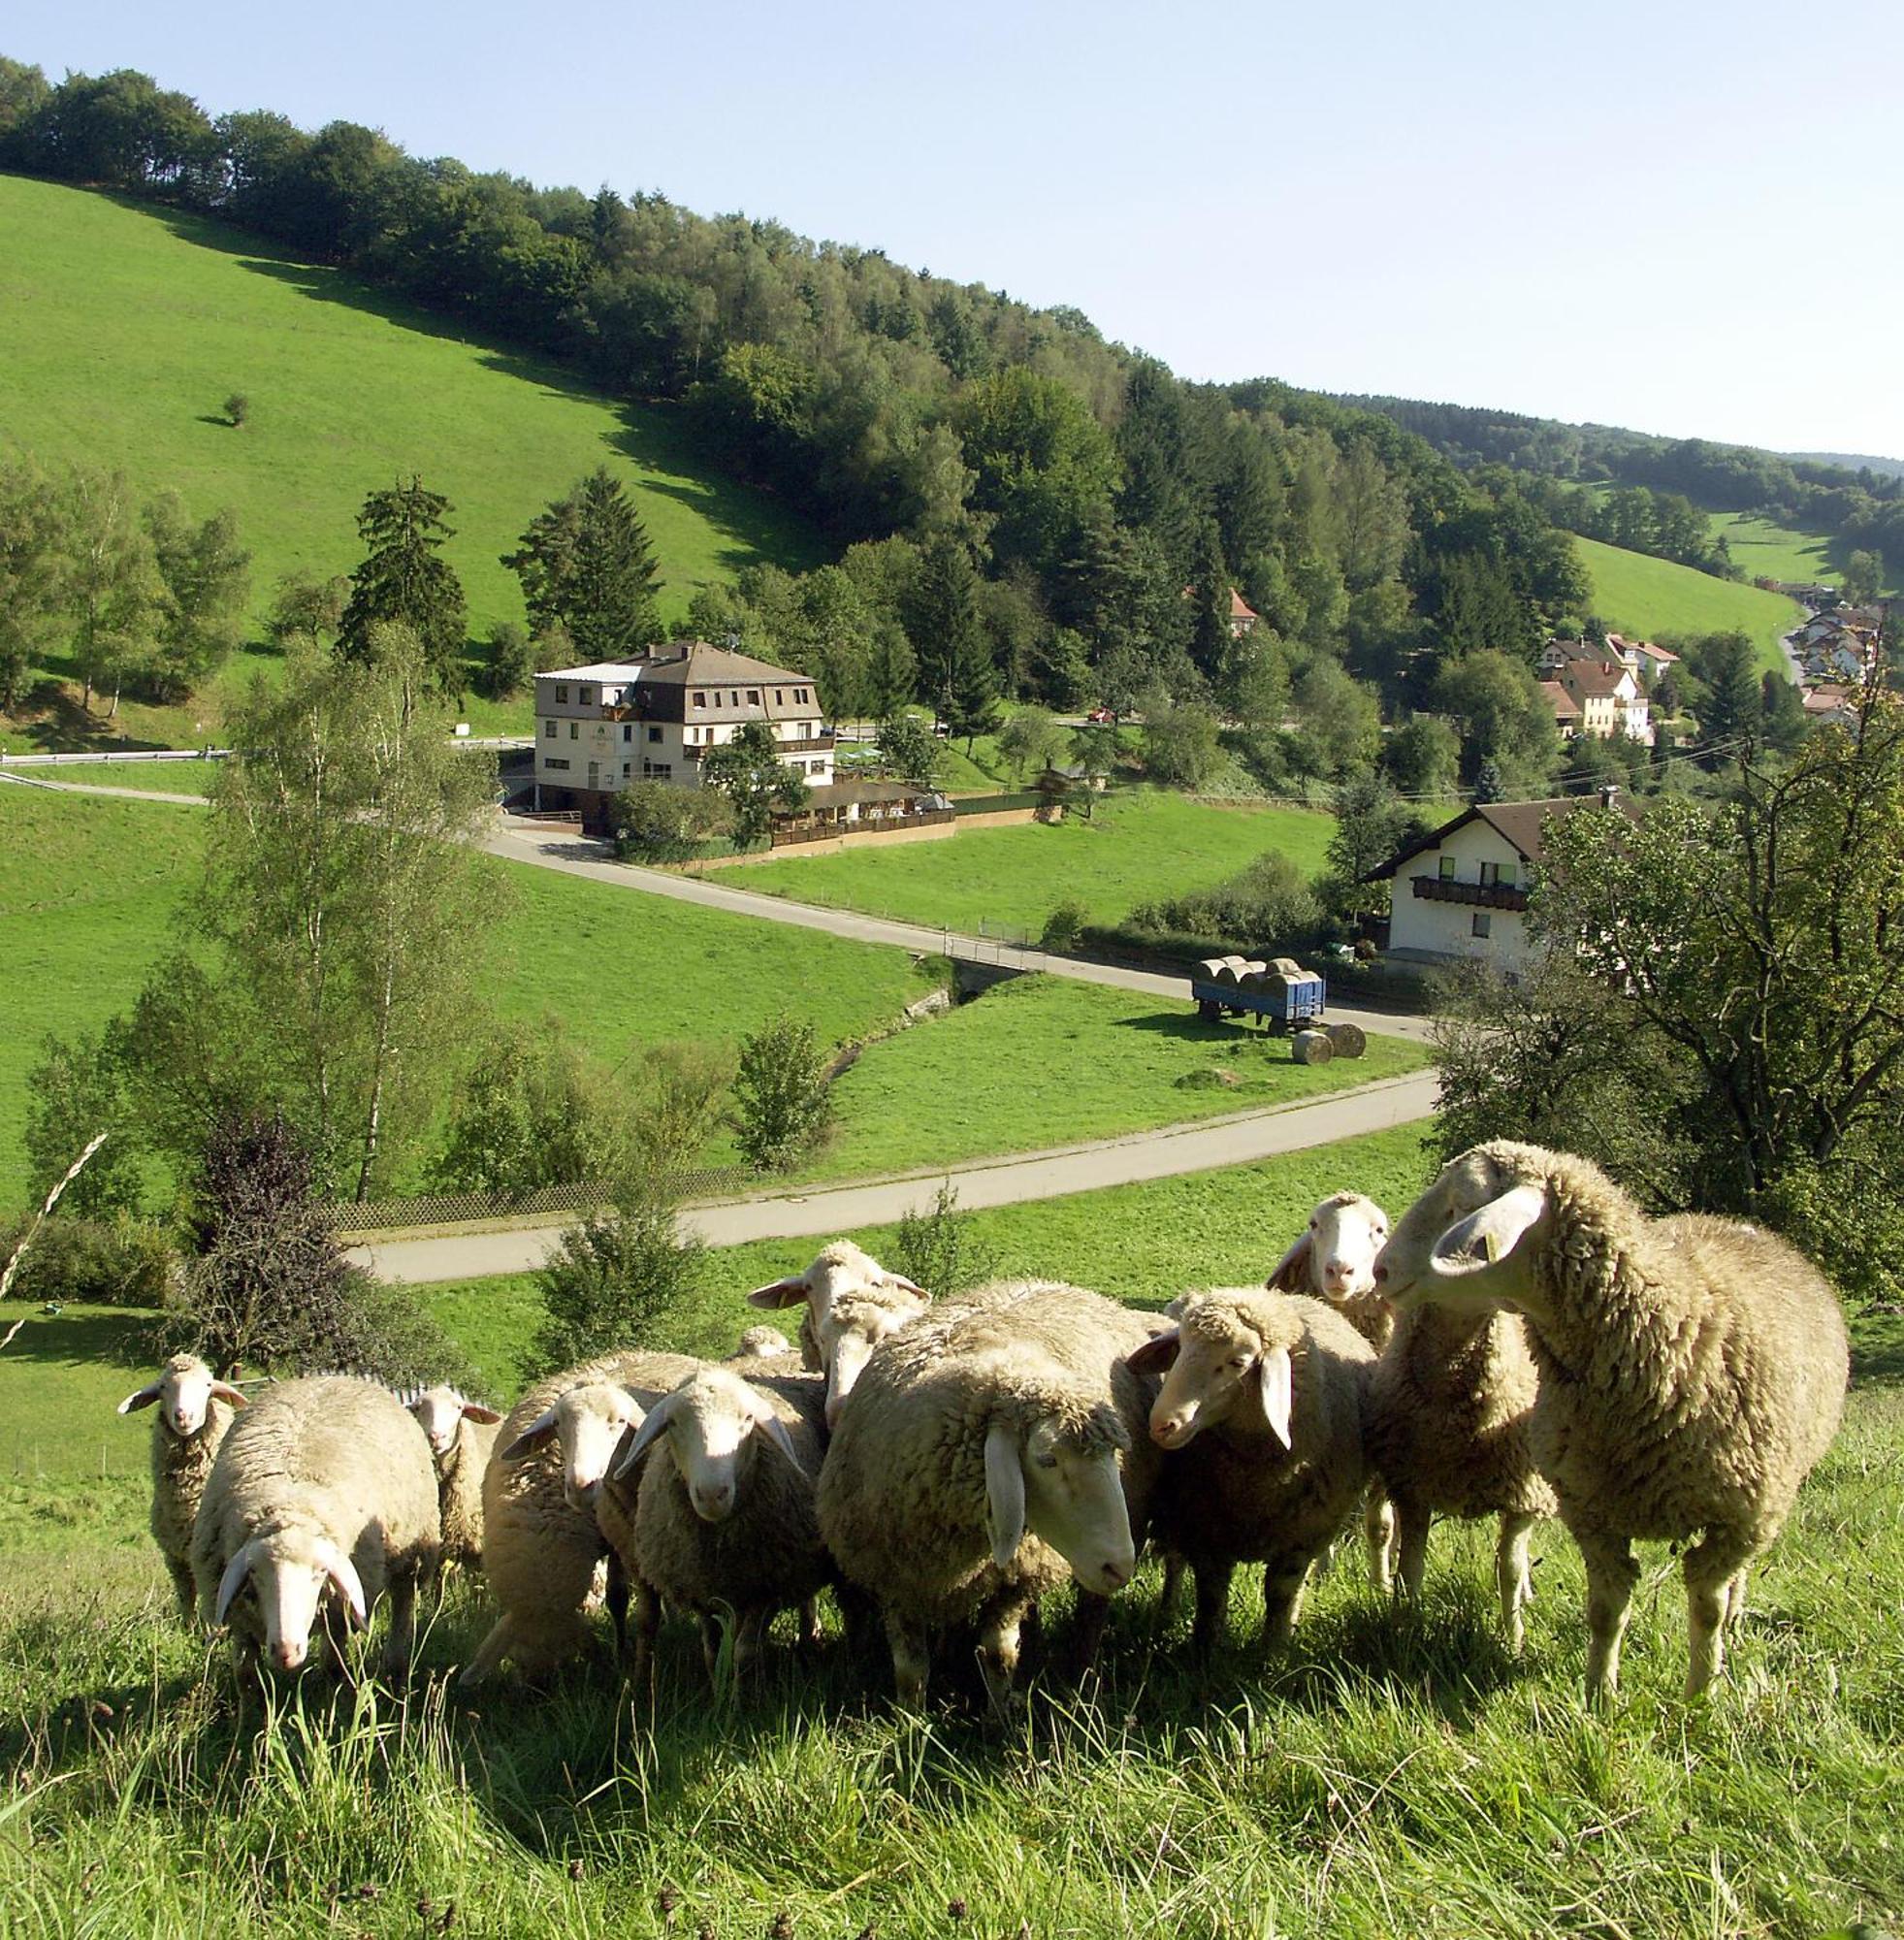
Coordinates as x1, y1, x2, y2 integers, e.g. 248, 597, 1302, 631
774, 689, 784, 705
648, 726, 662, 743
543, 720, 555, 737
568, 722, 578, 740
747, 689, 760, 705
694, 691, 707, 708
1437, 856, 1456, 881
580, 686, 596, 705
1471, 913, 1492, 938
622, 762, 631, 780
643, 760, 672, 780
545, 758, 569, 771
797, 688, 810, 704
622, 725, 632, 742
555, 685, 568, 703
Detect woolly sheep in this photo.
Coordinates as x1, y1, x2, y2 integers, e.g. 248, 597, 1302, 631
1132, 1290, 1373, 1655
1265, 1192, 1398, 1590
117, 1353, 247, 1623
612, 1363, 831, 1683
190, 1375, 440, 1679
1373, 1140, 1850, 1702
733, 1325, 794, 1360
747, 1240, 929, 1427
462, 1348, 699, 1684
817, 1281, 1157, 1709
1363, 1303, 1558, 1652
403, 1386, 504, 1574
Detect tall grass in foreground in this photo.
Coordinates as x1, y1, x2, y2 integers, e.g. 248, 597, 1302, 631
3, 1387, 1899, 1938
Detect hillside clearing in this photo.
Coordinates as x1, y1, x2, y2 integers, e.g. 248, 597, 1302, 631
713, 789, 1336, 937
0, 174, 825, 750
1709, 509, 1841, 589
1575, 535, 1803, 680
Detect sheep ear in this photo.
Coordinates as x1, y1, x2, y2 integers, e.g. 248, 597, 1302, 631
1428, 1184, 1549, 1279
462, 1403, 502, 1425
753, 1410, 813, 1482
501, 1406, 559, 1462
213, 1539, 260, 1626
883, 1272, 928, 1298
747, 1275, 810, 1310
210, 1382, 247, 1409
610, 1396, 672, 1481
1125, 1327, 1180, 1376
983, 1423, 1025, 1570
117, 1382, 163, 1415
1265, 1234, 1312, 1293
1257, 1347, 1294, 1450
313, 1537, 369, 1627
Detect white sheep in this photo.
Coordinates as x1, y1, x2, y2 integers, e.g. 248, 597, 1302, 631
117, 1353, 247, 1623
461, 1348, 698, 1684
402, 1386, 504, 1575
732, 1325, 794, 1360
1132, 1289, 1374, 1655
1374, 1140, 1851, 1701
190, 1375, 440, 1679
816, 1282, 1156, 1709
1265, 1192, 1398, 1589
746, 1241, 929, 1427
1362, 1303, 1557, 1651
611, 1363, 831, 1683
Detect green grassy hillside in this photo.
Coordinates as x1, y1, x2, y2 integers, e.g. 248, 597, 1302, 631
0, 175, 825, 747
1710, 510, 1840, 588
1575, 535, 1802, 679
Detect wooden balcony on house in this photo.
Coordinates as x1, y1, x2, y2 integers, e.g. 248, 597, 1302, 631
1409, 874, 1530, 912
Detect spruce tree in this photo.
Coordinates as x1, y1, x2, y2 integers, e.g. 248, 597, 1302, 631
338, 476, 467, 697
503, 468, 662, 661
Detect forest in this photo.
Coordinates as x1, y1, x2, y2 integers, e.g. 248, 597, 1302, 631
0, 55, 1594, 756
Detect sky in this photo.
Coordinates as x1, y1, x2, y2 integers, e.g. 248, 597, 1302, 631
9, 0, 1903, 459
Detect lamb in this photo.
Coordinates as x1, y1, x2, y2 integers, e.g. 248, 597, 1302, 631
1362, 1302, 1558, 1652
117, 1353, 248, 1623
189, 1375, 440, 1679
461, 1348, 698, 1684
1131, 1289, 1374, 1656
610, 1363, 831, 1683
747, 1241, 930, 1426
816, 1281, 1157, 1708
1265, 1192, 1398, 1589
403, 1386, 505, 1574
1372, 1139, 1850, 1702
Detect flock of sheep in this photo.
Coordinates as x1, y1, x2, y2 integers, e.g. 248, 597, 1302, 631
117, 1139, 1851, 1712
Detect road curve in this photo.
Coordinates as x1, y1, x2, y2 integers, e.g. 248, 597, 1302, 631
350, 1068, 1438, 1284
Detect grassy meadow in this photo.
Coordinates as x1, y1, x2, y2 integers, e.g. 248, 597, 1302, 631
0, 174, 824, 751
1574, 536, 1803, 680
3, 1118, 1901, 1937
1709, 510, 1842, 589
714, 790, 1336, 939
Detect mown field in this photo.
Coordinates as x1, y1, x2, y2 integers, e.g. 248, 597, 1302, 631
715, 790, 1336, 938
0, 760, 219, 795
1709, 510, 1841, 589
3, 1123, 1900, 1937
0, 792, 1391, 1212
1574, 536, 1803, 681
0, 174, 824, 750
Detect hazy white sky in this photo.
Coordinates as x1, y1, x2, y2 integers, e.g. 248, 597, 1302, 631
10, 0, 1902, 458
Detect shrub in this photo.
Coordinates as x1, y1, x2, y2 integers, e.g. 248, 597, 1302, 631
532, 1196, 705, 1374
729, 1016, 831, 1172
478, 621, 532, 699
892, 1181, 997, 1297
1128, 850, 1322, 953
611, 780, 733, 862
1040, 898, 1088, 954
0, 1212, 175, 1309
223, 392, 249, 428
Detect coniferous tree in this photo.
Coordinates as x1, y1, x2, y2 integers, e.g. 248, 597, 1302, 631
945, 624, 1001, 754
502, 467, 662, 661
907, 535, 984, 720
338, 476, 467, 696
863, 621, 919, 721
1185, 517, 1232, 684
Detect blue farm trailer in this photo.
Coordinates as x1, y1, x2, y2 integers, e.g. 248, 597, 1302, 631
1189, 955, 1327, 1031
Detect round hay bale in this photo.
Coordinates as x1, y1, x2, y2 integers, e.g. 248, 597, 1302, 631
1215, 956, 1248, 986
1323, 1022, 1368, 1059
1197, 958, 1232, 983
1291, 1029, 1334, 1065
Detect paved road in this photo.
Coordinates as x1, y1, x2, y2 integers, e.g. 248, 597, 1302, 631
350, 1068, 1438, 1283
0, 771, 210, 806
482, 816, 1433, 1043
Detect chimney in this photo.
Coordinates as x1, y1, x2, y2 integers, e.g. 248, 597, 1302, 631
1598, 783, 1619, 811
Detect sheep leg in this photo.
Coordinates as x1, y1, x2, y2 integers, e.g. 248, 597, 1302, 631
604, 1551, 630, 1660
1263, 1557, 1311, 1649
629, 1581, 661, 1690
1394, 1499, 1432, 1603
886, 1609, 931, 1708
167, 1556, 200, 1627
1191, 1562, 1234, 1660
1683, 1533, 1756, 1699
1574, 1529, 1639, 1707
382, 1568, 417, 1682
459, 1613, 516, 1688
1496, 1512, 1536, 1656
1723, 1568, 1750, 1632
976, 1594, 1031, 1716
796, 1597, 822, 1649
699, 1612, 726, 1685
1069, 1591, 1109, 1677
1157, 1552, 1185, 1626
1364, 1490, 1397, 1597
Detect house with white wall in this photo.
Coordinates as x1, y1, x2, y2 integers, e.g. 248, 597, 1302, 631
532, 642, 833, 816
1370, 790, 1639, 974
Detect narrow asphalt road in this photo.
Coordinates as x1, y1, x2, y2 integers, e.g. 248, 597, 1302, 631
481, 816, 1434, 1043
349, 1068, 1438, 1283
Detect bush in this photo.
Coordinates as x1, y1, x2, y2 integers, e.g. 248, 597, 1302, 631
1128, 850, 1322, 952
1040, 898, 1089, 954
892, 1181, 996, 1297
532, 1197, 706, 1374
478, 621, 532, 699
730, 1016, 831, 1172
0, 1212, 175, 1309
223, 392, 249, 428
611, 780, 733, 862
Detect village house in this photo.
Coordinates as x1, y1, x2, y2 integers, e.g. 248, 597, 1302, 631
1555, 657, 1653, 743
532, 642, 835, 816
1182, 585, 1261, 637
1537, 680, 1583, 740
1369, 788, 1639, 974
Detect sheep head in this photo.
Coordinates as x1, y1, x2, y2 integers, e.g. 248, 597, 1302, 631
213, 1526, 367, 1672
817, 1286, 930, 1429
746, 1241, 926, 1383
612, 1366, 809, 1521
1132, 1292, 1296, 1452
404, 1385, 502, 1462
733, 1325, 792, 1360
1266, 1192, 1390, 1305
1374, 1143, 1560, 1315
981, 1375, 1135, 1597
502, 1382, 647, 1512
117, 1353, 246, 1439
